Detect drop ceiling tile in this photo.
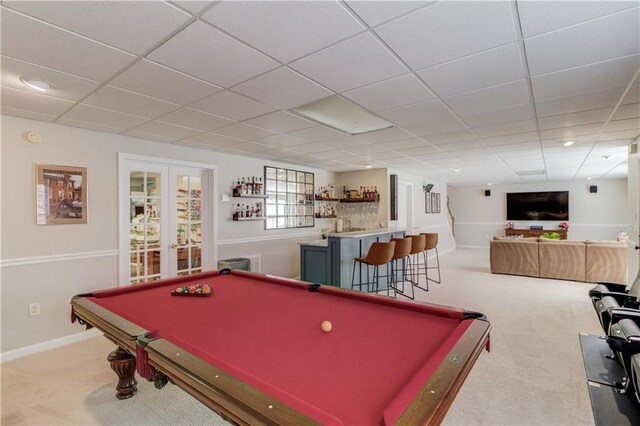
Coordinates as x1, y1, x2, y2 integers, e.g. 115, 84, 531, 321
444, 80, 531, 116
2, 106, 57, 122
378, 100, 452, 126
4, 1, 190, 54
375, 0, 516, 70
622, 82, 640, 105
377, 138, 430, 151
316, 150, 352, 160
110, 60, 222, 105
604, 117, 640, 132
541, 134, 599, 146
1, 86, 74, 116
360, 151, 406, 161
357, 128, 413, 144
525, 8, 640, 76
288, 143, 334, 155
531, 55, 640, 101
425, 130, 478, 145
222, 141, 271, 154
402, 116, 466, 137
397, 145, 440, 156
319, 136, 372, 149
60, 104, 148, 132
417, 43, 524, 98
439, 140, 488, 152
518, 1, 637, 38
83, 86, 179, 119
213, 123, 277, 141
148, 21, 279, 87
125, 121, 201, 142
233, 67, 332, 109
612, 103, 640, 121
183, 132, 239, 148
596, 139, 635, 148
171, 1, 213, 15
343, 143, 389, 156
1, 8, 135, 81
202, 1, 364, 63
190, 91, 276, 121
535, 86, 627, 117
483, 131, 540, 146
599, 129, 640, 142
244, 111, 315, 133
157, 108, 234, 132
538, 107, 614, 130
473, 119, 538, 139
1, 56, 99, 101
540, 122, 605, 140
462, 103, 534, 128
290, 33, 406, 92
345, 1, 432, 27
342, 74, 434, 112
251, 134, 307, 149
285, 125, 345, 141
491, 141, 541, 153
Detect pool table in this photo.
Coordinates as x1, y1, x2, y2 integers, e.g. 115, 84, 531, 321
71, 269, 490, 425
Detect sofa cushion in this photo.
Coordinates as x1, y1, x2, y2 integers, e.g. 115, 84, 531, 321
585, 243, 628, 284
490, 240, 539, 277
538, 242, 586, 281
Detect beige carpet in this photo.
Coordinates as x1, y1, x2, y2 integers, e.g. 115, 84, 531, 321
1, 248, 601, 425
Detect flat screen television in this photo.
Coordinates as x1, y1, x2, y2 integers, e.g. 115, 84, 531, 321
506, 191, 569, 221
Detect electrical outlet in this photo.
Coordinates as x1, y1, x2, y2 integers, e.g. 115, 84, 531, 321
28, 303, 40, 317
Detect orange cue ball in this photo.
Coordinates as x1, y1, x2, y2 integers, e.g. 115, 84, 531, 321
321, 320, 332, 333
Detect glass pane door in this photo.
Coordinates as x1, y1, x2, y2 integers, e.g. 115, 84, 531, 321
175, 173, 202, 276
129, 170, 163, 284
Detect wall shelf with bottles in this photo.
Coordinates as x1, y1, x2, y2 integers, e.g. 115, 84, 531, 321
233, 193, 268, 199
340, 185, 380, 203
232, 176, 265, 198
315, 214, 337, 219
234, 217, 267, 221
232, 201, 264, 221
340, 198, 379, 203
315, 196, 339, 201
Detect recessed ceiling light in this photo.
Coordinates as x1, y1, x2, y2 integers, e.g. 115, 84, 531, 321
562, 141, 574, 147
487, 182, 492, 186
602, 155, 612, 160
453, 168, 461, 173
586, 177, 592, 180
19, 77, 52, 92
290, 95, 394, 135
364, 164, 372, 169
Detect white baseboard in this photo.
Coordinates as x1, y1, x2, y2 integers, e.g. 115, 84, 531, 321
0, 328, 101, 363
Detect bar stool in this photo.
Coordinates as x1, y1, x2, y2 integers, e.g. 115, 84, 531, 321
421, 232, 441, 285
389, 237, 414, 300
351, 241, 395, 294
407, 234, 428, 291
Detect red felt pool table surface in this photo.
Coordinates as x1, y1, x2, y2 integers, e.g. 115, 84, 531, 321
74, 270, 490, 425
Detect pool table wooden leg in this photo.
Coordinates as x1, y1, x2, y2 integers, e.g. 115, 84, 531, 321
107, 346, 137, 399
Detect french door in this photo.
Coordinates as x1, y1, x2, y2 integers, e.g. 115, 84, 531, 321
120, 157, 213, 285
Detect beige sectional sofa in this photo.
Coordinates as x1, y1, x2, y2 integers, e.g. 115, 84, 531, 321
490, 237, 628, 284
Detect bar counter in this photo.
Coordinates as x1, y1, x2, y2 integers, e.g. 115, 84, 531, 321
299, 228, 406, 288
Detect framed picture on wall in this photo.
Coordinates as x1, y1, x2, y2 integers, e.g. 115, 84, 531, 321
36, 164, 87, 225
425, 191, 431, 213
436, 193, 441, 213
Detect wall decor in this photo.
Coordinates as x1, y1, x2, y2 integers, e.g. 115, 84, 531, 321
264, 166, 314, 229
36, 164, 87, 225
425, 190, 431, 213
436, 193, 441, 213
431, 192, 437, 214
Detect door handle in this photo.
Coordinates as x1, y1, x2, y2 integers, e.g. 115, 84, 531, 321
170, 244, 178, 249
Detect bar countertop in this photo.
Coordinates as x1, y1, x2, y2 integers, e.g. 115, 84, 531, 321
325, 227, 408, 238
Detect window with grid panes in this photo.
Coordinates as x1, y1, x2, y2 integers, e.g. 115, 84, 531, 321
264, 166, 314, 229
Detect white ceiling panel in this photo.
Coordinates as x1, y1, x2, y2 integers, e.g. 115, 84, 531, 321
227, 142, 272, 154
285, 126, 345, 142
110, 60, 222, 105
157, 107, 234, 132
357, 128, 413, 144
540, 122, 606, 140
189, 91, 275, 121
599, 129, 640, 142
603, 118, 640, 132
282, 143, 331, 155
518, 1, 638, 38
290, 33, 406, 92
345, 1, 432, 27
59, 104, 148, 132
538, 107, 614, 130
3, 1, 191, 54
531, 55, 640, 101
473, 119, 538, 138
425, 130, 478, 145
1, 8, 135, 81
183, 132, 239, 148
83, 86, 179, 120
417, 43, 525, 98
535, 86, 627, 117
233, 67, 332, 109
1, 56, 99, 102
1, 86, 74, 116
316, 150, 353, 160
378, 100, 452, 126
444, 80, 531, 116
171, 1, 213, 15
213, 123, 277, 141
483, 131, 540, 146
202, 1, 364, 63
462, 103, 534, 128
541, 134, 599, 146
376, 0, 516, 70
376, 138, 431, 151
596, 139, 635, 148
252, 134, 308, 149
342, 74, 434, 112
525, 7, 640, 76
397, 145, 440, 156
244, 111, 315, 133
125, 120, 201, 143
402, 116, 466, 137
491, 141, 541, 153
148, 21, 279, 87
439, 140, 488, 152
1, 106, 57, 123
622, 82, 640, 105
319, 136, 372, 149
612, 103, 640, 121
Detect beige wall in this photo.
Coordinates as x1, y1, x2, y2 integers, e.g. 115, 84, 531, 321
0, 115, 335, 353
